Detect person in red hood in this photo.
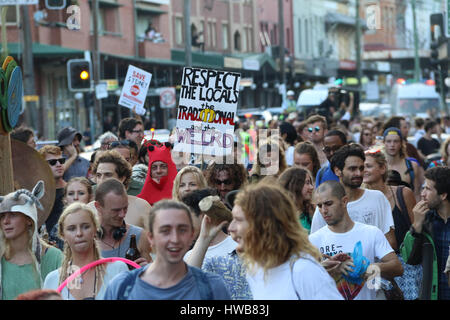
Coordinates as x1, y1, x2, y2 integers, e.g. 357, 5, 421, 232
137, 140, 177, 205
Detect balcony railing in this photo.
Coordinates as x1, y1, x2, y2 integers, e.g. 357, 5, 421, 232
138, 38, 171, 60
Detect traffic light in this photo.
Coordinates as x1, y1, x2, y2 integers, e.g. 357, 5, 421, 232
430, 41, 439, 71
67, 59, 92, 92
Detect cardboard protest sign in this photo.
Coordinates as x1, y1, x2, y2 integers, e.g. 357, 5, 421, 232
174, 67, 240, 157
118, 65, 152, 116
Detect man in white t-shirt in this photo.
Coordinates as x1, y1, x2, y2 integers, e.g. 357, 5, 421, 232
309, 180, 403, 300
310, 144, 396, 249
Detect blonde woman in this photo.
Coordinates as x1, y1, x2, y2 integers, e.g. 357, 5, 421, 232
231, 182, 343, 300
0, 181, 63, 300
172, 166, 207, 201
43, 203, 129, 300
249, 141, 287, 184
63, 177, 94, 206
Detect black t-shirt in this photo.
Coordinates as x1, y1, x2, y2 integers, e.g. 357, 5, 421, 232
45, 188, 65, 233
417, 137, 440, 156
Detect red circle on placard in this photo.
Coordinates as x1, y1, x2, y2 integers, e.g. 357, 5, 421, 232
130, 85, 140, 96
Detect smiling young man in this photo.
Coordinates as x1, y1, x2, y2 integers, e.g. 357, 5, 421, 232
103, 200, 231, 300
310, 144, 397, 250
400, 166, 450, 300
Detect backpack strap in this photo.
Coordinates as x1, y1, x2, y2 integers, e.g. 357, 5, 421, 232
405, 159, 415, 191
396, 186, 411, 224
191, 266, 213, 300
116, 267, 142, 300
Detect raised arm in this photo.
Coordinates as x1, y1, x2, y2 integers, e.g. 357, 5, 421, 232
185, 215, 228, 268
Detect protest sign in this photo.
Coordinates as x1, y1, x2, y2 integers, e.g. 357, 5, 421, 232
118, 65, 152, 116
174, 67, 240, 157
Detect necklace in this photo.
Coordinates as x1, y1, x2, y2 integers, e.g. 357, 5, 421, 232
101, 238, 116, 249
67, 261, 97, 300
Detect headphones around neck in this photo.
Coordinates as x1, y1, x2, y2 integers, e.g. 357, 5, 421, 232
98, 221, 127, 241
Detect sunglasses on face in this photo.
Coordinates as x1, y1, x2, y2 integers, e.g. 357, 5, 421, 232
47, 158, 66, 166
308, 126, 321, 133
109, 140, 134, 149
215, 179, 233, 186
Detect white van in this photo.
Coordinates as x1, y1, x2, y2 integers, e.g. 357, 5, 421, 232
296, 86, 330, 116
390, 83, 441, 119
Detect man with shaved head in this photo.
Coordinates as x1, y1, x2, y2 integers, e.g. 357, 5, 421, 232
309, 180, 403, 300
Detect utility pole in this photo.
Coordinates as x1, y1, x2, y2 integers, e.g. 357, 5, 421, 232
412, 0, 421, 81
355, 0, 363, 93
20, 5, 39, 133
278, 0, 285, 87
184, 0, 192, 66
92, 0, 102, 137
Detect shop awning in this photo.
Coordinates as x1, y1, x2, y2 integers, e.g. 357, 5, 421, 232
136, 3, 167, 14
0, 43, 84, 58
102, 52, 182, 66
171, 49, 224, 69
325, 12, 367, 29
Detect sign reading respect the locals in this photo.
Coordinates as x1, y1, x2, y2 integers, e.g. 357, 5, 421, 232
174, 67, 241, 156
118, 65, 152, 116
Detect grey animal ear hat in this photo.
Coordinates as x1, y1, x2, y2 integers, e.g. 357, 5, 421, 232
0, 180, 45, 231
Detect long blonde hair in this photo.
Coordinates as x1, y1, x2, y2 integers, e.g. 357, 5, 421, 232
0, 214, 48, 290
57, 203, 105, 293
234, 181, 321, 276
172, 166, 207, 201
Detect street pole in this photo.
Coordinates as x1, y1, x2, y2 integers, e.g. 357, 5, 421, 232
412, 0, 421, 82
278, 0, 285, 87
20, 5, 39, 133
92, 0, 102, 137
356, 0, 363, 94
184, 0, 192, 66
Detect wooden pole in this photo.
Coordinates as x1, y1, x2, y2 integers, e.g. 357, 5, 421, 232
0, 134, 14, 195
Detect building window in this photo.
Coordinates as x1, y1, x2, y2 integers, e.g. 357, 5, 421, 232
0, 5, 19, 25
222, 23, 229, 50
298, 18, 302, 54
234, 30, 241, 52
305, 19, 308, 55
242, 27, 248, 52
208, 21, 216, 48
247, 26, 253, 51
175, 17, 183, 45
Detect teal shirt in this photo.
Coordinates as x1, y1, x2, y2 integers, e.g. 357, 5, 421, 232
299, 212, 312, 234
1, 246, 63, 300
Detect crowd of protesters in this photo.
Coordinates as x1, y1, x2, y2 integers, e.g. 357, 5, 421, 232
1, 96, 450, 301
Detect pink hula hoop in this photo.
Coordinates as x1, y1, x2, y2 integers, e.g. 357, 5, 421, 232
57, 257, 141, 293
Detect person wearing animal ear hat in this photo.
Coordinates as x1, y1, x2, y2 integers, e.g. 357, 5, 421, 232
0, 181, 63, 300
137, 140, 177, 205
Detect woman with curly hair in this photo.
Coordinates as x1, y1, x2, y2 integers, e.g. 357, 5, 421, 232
43, 203, 129, 300
204, 162, 248, 202
231, 182, 343, 300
